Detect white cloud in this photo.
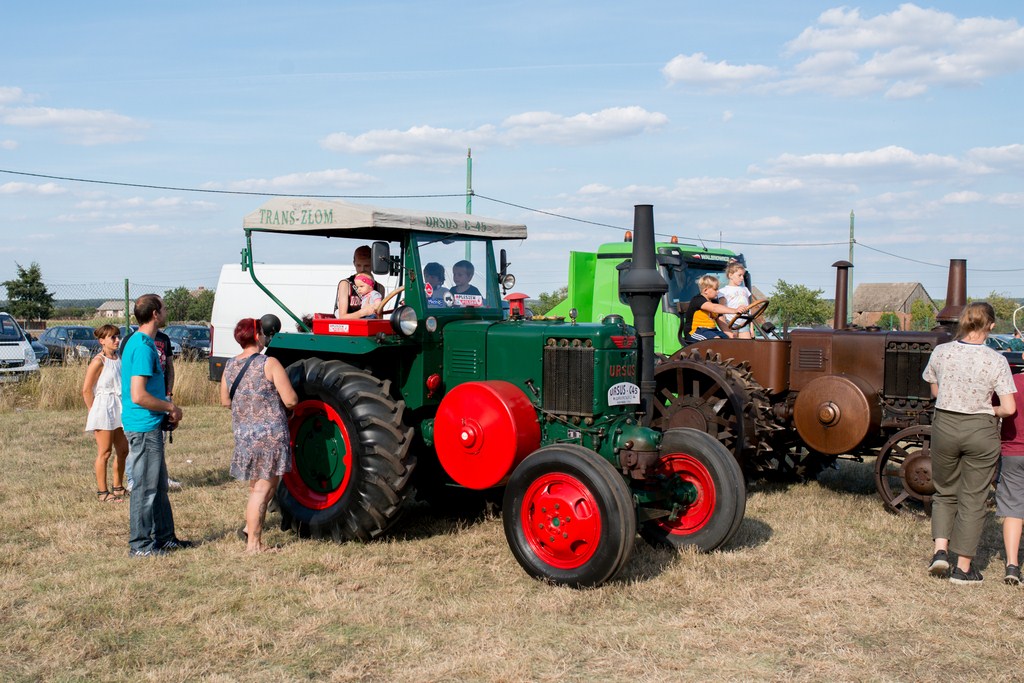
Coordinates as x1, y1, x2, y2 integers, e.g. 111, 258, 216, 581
502, 106, 668, 145
662, 4, 1024, 98
662, 52, 778, 85
0, 105, 147, 145
722, 110, 734, 123
0, 86, 30, 105
754, 145, 987, 177
0, 139, 16, 150
0, 181, 67, 195
94, 222, 163, 235
204, 169, 379, 191
941, 191, 984, 204
321, 107, 667, 164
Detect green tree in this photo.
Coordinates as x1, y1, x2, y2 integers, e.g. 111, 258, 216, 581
163, 286, 193, 323
910, 298, 937, 331
187, 288, 215, 322
876, 311, 901, 330
767, 279, 832, 330
977, 291, 1020, 333
533, 286, 568, 316
2, 262, 54, 321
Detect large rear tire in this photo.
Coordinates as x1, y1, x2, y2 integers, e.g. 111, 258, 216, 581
639, 428, 746, 551
277, 358, 416, 541
502, 445, 636, 588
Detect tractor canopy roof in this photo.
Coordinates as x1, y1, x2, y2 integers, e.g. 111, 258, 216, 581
243, 197, 528, 241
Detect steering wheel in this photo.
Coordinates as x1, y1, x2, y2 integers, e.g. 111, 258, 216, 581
375, 286, 405, 317
727, 299, 770, 331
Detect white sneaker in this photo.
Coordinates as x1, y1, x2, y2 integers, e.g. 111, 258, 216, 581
167, 478, 183, 491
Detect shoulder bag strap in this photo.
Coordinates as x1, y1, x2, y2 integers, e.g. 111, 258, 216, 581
229, 354, 259, 400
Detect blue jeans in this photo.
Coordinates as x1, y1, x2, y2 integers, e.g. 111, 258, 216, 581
126, 429, 176, 552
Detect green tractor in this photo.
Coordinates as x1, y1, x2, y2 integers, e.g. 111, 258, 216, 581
547, 236, 748, 356
240, 199, 746, 587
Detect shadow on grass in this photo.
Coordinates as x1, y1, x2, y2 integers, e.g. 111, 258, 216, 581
178, 467, 234, 488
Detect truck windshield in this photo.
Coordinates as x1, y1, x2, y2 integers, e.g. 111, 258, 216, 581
415, 235, 493, 310
663, 264, 728, 310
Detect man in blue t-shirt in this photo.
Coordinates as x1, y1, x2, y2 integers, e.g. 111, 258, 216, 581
122, 294, 192, 556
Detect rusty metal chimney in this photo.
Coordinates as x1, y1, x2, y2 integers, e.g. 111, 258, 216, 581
936, 259, 967, 326
832, 260, 852, 330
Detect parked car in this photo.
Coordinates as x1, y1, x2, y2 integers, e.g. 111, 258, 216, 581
987, 334, 1024, 352
985, 334, 1024, 372
119, 325, 181, 358
37, 325, 101, 362
0, 312, 40, 381
164, 324, 210, 360
28, 335, 49, 364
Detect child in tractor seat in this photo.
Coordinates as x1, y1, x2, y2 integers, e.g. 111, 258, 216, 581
337, 273, 383, 320
719, 261, 754, 339
685, 274, 749, 342
997, 370, 1024, 585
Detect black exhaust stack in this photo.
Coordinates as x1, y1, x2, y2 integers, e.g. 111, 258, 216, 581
832, 260, 852, 330
619, 205, 668, 427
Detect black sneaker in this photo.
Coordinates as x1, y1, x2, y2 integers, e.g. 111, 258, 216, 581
156, 538, 195, 551
1005, 565, 1021, 586
928, 550, 950, 576
128, 548, 169, 558
950, 567, 984, 585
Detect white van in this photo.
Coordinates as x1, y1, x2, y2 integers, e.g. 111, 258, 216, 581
208, 263, 399, 381
0, 312, 40, 382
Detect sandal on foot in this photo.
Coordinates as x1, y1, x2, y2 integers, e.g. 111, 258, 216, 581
111, 486, 128, 500
97, 490, 117, 503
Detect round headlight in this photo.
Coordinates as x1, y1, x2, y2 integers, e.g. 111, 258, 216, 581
425, 316, 437, 333
390, 306, 418, 337
501, 273, 516, 289
76, 345, 91, 359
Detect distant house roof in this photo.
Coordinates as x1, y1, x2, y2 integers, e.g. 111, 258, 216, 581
852, 283, 935, 313
96, 300, 124, 312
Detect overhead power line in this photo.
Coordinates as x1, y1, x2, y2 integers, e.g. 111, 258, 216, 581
4, 167, 1023, 271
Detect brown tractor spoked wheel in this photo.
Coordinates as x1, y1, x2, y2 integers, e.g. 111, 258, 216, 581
502, 445, 636, 588
277, 358, 416, 541
652, 349, 777, 473
638, 428, 746, 551
874, 425, 933, 517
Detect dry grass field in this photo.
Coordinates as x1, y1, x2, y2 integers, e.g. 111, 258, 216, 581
1, 364, 1022, 681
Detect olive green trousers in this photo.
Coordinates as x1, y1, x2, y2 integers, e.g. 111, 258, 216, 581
930, 409, 1000, 558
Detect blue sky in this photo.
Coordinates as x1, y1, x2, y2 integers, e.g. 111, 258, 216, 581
1, 1, 1022, 303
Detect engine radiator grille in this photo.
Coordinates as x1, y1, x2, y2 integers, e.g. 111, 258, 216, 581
543, 340, 594, 417
884, 339, 934, 401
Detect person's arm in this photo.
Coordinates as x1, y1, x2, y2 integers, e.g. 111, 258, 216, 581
164, 353, 175, 397
81, 355, 103, 410
265, 357, 299, 409
219, 372, 231, 407
335, 280, 353, 316
995, 392, 1017, 419
701, 300, 748, 316
131, 375, 182, 423
929, 382, 939, 399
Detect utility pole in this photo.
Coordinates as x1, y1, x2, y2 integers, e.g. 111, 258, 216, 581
465, 148, 473, 215
848, 210, 854, 325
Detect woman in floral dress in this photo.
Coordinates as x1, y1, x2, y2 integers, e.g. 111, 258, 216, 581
220, 318, 298, 553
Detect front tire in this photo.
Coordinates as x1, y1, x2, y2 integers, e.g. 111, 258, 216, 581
502, 445, 636, 588
639, 428, 746, 551
277, 358, 416, 541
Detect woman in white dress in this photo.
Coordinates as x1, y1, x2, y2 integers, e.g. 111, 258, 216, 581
82, 324, 130, 502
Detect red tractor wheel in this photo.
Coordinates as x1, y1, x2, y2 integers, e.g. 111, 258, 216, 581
277, 358, 416, 541
502, 445, 636, 588
639, 428, 746, 551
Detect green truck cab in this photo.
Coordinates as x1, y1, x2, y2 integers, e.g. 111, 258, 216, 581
239, 198, 744, 587
548, 237, 747, 356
